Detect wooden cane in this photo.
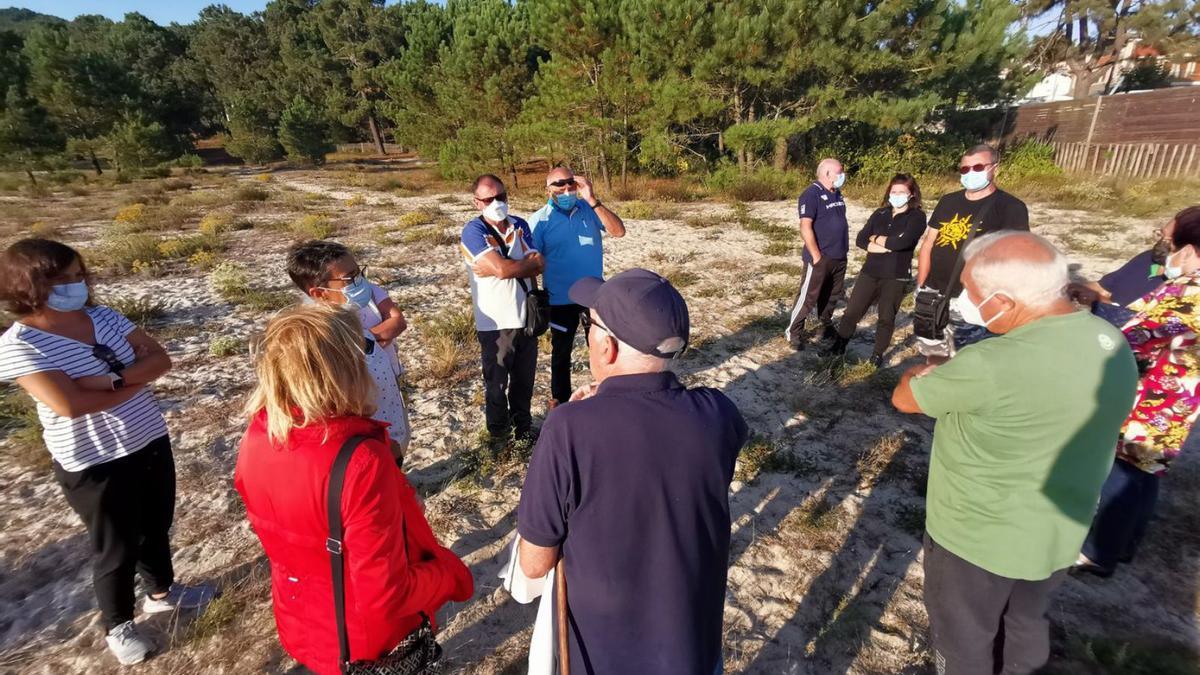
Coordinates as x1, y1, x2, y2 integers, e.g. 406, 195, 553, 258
555, 556, 570, 675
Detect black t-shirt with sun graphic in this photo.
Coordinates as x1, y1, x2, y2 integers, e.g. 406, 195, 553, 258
926, 188, 1029, 295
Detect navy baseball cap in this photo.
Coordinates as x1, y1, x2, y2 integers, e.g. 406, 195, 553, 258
568, 268, 689, 358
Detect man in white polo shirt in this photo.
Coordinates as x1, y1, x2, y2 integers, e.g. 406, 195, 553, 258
461, 174, 545, 444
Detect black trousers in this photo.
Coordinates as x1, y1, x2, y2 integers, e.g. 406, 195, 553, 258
923, 533, 1066, 675
477, 329, 537, 437
549, 304, 587, 405
785, 257, 847, 346
836, 273, 908, 358
53, 436, 176, 630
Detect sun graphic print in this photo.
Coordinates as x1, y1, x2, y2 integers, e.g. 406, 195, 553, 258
936, 213, 975, 249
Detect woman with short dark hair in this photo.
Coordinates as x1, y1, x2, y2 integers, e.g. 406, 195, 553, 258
1077, 205, 1200, 577
0, 238, 211, 666
827, 174, 928, 366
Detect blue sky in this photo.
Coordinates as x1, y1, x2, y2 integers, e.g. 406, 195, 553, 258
3, 1, 271, 25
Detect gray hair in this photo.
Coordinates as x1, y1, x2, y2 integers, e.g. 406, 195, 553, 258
815, 157, 841, 179
962, 231, 1068, 309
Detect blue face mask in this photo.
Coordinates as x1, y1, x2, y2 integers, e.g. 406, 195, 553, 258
341, 275, 373, 309
888, 193, 909, 209
961, 169, 991, 192
551, 192, 578, 212
833, 173, 846, 189
46, 281, 89, 312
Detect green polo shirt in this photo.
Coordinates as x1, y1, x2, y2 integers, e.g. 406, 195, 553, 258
911, 310, 1137, 580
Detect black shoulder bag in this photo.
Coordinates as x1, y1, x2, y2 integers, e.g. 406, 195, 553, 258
912, 197, 998, 341
484, 221, 551, 338
327, 436, 443, 675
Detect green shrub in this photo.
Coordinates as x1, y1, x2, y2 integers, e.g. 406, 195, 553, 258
278, 96, 332, 166
101, 233, 164, 272
1000, 139, 1063, 181
174, 153, 204, 168
0, 384, 46, 471
210, 262, 294, 311
290, 214, 336, 239
233, 185, 270, 202
208, 336, 244, 357
705, 164, 799, 202
104, 297, 166, 324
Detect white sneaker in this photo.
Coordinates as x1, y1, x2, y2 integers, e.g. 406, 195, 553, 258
106, 621, 154, 665
142, 583, 217, 614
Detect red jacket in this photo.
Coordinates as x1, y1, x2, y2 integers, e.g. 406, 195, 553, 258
234, 412, 473, 675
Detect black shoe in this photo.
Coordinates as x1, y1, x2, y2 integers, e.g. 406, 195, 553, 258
789, 340, 806, 351
823, 335, 849, 356
1068, 560, 1114, 578
821, 324, 839, 342
869, 354, 884, 368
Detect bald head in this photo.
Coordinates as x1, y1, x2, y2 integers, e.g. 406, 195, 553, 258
962, 231, 1068, 310
546, 166, 574, 186
816, 158, 842, 181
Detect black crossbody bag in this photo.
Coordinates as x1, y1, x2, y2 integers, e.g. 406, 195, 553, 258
912, 198, 998, 340
484, 221, 551, 338
327, 435, 442, 675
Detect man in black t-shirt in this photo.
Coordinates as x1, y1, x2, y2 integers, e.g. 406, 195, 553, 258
916, 144, 1029, 356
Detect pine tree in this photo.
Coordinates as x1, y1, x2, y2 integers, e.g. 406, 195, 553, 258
278, 96, 333, 165
0, 84, 64, 185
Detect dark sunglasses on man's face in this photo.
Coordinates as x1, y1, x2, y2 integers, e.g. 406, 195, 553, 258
958, 163, 993, 174
547, 178, 577, 188
93, 344, 126, 373
475, 192, 508, 205
579, 313, 608, 334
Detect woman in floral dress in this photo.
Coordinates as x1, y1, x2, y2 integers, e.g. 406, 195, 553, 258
1077, 205, 1200, 577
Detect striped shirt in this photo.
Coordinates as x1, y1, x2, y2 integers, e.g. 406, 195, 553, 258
0, 306, 168, 472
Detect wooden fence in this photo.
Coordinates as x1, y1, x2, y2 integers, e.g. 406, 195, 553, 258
1050, 141, 1200, 179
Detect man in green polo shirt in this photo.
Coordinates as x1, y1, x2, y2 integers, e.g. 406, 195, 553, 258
892, 231, 1137, 675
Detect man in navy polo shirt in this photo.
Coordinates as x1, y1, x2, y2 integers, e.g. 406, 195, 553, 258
517, 268, 748, 675
528, 166, 626, 407
785, 157, 850, 350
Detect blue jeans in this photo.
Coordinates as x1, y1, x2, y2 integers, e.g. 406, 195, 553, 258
1081, 458, 1159, 570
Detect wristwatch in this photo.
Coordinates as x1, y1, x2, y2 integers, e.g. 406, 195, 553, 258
108, 372, 125, 391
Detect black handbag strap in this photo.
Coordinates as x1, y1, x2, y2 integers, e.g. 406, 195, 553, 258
483, 220, 539, 293
327, 434, 367, 672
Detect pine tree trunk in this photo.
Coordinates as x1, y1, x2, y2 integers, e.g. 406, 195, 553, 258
25, 169, 37, 187
90, 150, 103, 176
718, 132, 725, 155
367, 114, 386, 155
746, 105, 757, 168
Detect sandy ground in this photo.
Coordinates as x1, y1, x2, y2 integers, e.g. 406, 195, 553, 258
0, 163, 1196, 675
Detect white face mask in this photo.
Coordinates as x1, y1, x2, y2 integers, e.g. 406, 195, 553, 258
1165, 248, 1188, 279
953, 291, 1006, 328
482, 199, 509, 223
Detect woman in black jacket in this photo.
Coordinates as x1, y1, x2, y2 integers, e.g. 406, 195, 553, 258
828, 174, 927, 366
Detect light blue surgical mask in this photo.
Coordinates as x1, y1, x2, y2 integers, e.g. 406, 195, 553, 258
551, 192, 578, 212
833, 172, 846, 189
961, 169, 991, 192
888, 193, 909, 209
46, 281, 89, 312
341, 275, 373, 309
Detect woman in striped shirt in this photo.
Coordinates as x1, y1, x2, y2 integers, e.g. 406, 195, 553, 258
0, 239, 211, 666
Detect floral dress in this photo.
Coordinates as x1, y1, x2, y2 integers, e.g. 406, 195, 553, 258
1117, 272, 1200, 475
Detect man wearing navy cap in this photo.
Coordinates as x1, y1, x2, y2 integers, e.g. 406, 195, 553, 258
516, 268, 748, 674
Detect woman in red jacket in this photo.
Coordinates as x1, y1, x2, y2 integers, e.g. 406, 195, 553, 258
235, 304, 472, 674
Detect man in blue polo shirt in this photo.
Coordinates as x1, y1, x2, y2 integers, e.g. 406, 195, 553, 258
527, 166, 626, 407
517, 268, 748, 675
785, 157, 850, 350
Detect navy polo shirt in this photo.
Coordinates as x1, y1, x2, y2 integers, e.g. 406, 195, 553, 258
797, 182, 849, 263
1099, 249, 1166, 307
517, 371, 748, 675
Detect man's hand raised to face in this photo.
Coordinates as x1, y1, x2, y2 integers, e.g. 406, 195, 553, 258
574, 174, 598, 207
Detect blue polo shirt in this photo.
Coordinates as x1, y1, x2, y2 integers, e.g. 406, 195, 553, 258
518, 371, 748, 675
1099, 249, 1165, 307
528, 200, 606, 306
797, 182, 849, 262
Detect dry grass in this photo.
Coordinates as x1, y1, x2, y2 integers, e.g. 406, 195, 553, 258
735, 435, 816, 483
420, 306, 478, 382
103, 296, 166, 325
290, 214, 337, 240
0, 384, 46, 472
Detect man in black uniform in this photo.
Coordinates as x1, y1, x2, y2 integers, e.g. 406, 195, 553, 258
785, 157, 850, 350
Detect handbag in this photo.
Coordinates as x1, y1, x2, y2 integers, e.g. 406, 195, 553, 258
911, 197, 998, 341
326, 435, 443, 675
485, 221, 551, 338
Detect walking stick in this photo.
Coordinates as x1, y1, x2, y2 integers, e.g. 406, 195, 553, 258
555, 556, 570, 675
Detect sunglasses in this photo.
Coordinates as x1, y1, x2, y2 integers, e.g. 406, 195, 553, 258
547, 178, 577, 188
579, 312, 608, 334
958, 163, 993, 174
475, 192, 508, 205
92, 344, 126, 373
363, 336, 375, 355
326, 266, 368, 285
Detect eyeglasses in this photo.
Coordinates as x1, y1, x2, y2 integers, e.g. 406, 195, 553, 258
579, 312, 608, 335
547, 178, 577, 189
92, 344, 126, 373
326, 266, 368, 285
958, 163, 993, 174
475, 192, 507, 205
363, 336, 375, 355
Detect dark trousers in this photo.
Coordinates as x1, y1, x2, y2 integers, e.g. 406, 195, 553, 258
549, 304, 587, 405
53, 436, 176, 630
477, 329, 538, 437
923, 533, 1066, 675
785, 257, 847, 346
836, 273, 907, 358
1081, 457, 1160, 570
